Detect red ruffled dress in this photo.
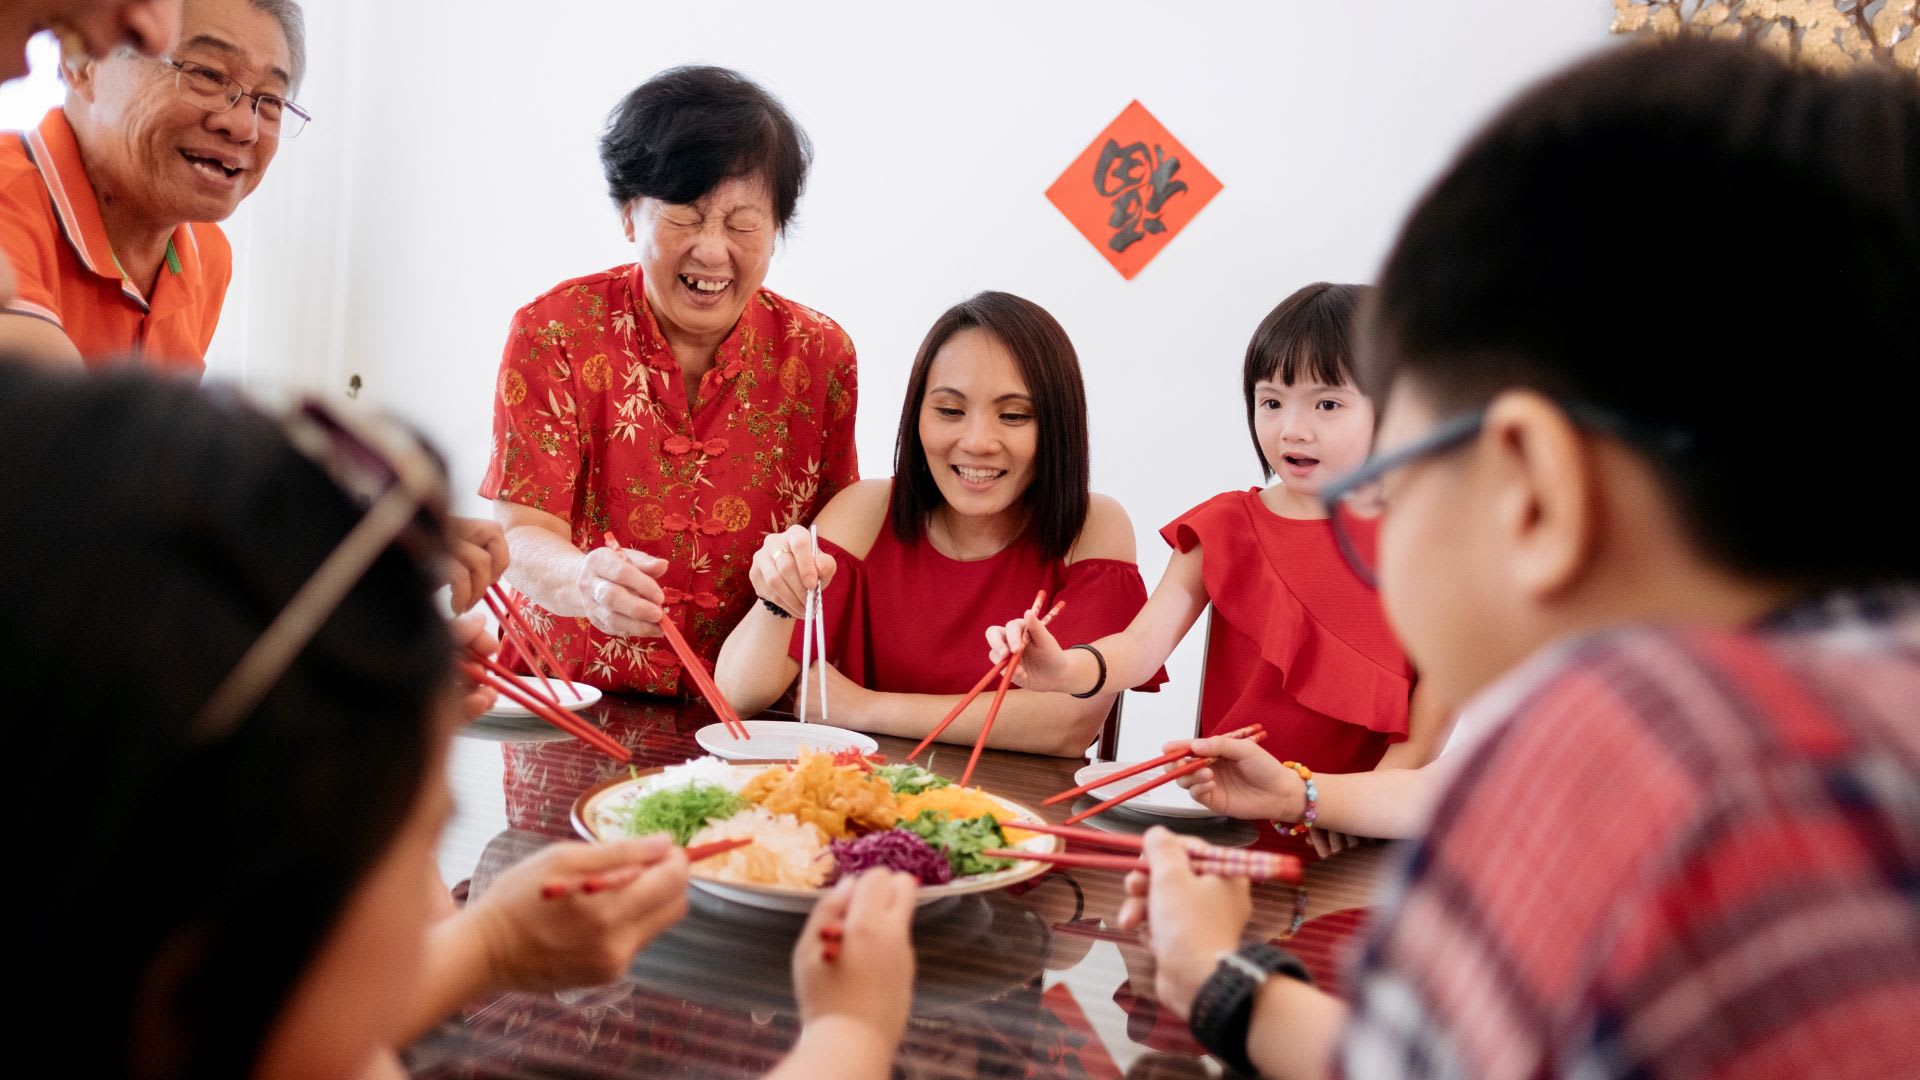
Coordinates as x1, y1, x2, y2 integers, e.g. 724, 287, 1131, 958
787, 491, 1167, 700
1163, 489, 1411, 776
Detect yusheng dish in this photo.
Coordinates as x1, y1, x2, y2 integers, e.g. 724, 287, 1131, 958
575, 750, 1058, 902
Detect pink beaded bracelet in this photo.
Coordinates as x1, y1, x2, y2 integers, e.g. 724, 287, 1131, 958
1276, 760, 1318, 837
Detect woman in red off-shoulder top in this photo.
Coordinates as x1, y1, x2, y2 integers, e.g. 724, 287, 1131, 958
716, 291, 1163, 757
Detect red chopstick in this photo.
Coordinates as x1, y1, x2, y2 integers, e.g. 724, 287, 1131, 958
462, 654, 630, 762
959, 597, 1064, 788
819, 920, 843, 964
1042, 723, 1265, 806
486, 587, 581, 701
1061, 730, 1268, 826
601, 532, 749, 740
983, 846, 1301, 884
908, 593, 1065, 764
541, 836, 752, 899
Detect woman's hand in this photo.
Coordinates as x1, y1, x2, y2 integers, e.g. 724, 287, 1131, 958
446, 516, 511, 613
1175, 735, 1304, 823
467, 836, 689, 992
1115, 828, 1252, 1019
984, 601, 1085, 695
449, 610, 500, 720
575, 547, 669, 637
791, 869, 917, 1044
749, 525, 836, 619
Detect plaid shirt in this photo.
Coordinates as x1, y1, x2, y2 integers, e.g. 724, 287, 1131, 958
1337, 589, 1920, 1079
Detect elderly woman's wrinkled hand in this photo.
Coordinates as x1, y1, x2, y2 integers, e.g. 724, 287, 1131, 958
1115, 828, 1252, 1019
575, 547, 669, 638
749, 524, 837, 620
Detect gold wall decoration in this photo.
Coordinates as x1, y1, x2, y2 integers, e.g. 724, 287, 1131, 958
1611, 1, 1919, 73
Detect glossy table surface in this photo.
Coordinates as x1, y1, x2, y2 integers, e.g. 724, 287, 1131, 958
408, 695, 1394, 1078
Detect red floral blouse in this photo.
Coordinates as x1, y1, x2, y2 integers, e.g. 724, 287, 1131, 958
479, 263, 858, 696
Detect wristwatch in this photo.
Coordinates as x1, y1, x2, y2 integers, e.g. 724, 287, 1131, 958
1187, 942, 1313, 1075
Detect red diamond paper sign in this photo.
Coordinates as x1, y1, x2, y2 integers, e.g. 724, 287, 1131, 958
1047, 100, 1223, 280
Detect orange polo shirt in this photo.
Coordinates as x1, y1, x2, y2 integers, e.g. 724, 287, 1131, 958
0, 108, 231, 376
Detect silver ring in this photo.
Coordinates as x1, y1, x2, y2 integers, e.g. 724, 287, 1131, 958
592, 580, 609, 605
772, 548, 788, 564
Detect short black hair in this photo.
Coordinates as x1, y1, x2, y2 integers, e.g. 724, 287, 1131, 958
599, 65, 812, 231
1243, 282, 1367, 478
1364, 38, 1920, 589
1, 364, 452, 1077
892, 292, 1092, 563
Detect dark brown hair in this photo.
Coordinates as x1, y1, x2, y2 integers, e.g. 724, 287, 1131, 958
891, 292, 1091, 562
1365, 38, 1920, 587
1242, 282, 1367, 478
600, 65, 812, 232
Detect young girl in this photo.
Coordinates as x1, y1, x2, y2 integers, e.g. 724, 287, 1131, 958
716, 291, 1164, 756
990, 283, 1441, 837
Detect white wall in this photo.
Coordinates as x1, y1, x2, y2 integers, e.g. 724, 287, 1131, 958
207, 0, 1617, 758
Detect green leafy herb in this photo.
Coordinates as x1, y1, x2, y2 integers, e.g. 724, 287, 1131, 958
621, 783, 743, 845
900, 809, 1013, 876
874, 763, 951, 796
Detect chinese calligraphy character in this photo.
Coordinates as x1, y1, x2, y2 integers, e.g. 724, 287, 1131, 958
1093, 139, 1190, 253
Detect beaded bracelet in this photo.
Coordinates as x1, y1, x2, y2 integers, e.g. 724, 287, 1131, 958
1276, 760, 1317, 836
760, 598, 794, 619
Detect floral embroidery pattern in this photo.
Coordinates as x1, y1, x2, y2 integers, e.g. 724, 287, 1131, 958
481, 264, 859, 696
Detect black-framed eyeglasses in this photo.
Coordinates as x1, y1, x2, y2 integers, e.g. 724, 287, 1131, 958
1319, 403, 1694, 588
193, 399, 450, 740
157, 56, 311, 138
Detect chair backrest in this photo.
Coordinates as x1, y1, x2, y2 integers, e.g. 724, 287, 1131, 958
1093, 692, 1125, 762
1091, 607, 1217, 761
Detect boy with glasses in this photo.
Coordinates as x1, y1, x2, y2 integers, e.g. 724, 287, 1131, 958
1120, 38, 1920, 1080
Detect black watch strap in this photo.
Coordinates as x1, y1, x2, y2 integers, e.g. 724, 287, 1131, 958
1187, 943, 1313, 1076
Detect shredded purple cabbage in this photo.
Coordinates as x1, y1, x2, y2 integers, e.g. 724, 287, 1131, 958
829, 828, 954, 885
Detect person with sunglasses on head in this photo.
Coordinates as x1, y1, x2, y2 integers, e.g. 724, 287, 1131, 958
1112, 38, 1920, 1080
1, 360, 919, 1080
0, 0, 306, 372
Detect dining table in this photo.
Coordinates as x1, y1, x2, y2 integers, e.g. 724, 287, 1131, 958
408, 693, 1398, 1079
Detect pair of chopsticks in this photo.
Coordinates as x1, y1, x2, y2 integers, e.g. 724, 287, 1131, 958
793, 524, 828, 724
906, 590, 1068, 788
540, 836, 752, 900
1045, 723, 1267, 826
460, 648, 629, 762
601, 532, 748, 740
983, 821, 1301, 884
485, 584, 581, 702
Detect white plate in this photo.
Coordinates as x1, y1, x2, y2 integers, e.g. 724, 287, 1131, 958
694, 720, 878, 761
573, 763, 1058, 912
1070, 760, 1219, 819
481, 675, 602, 718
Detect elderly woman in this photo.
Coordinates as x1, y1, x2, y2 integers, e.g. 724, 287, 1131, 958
483, 66, 857, 696
717, 292, 1164, 756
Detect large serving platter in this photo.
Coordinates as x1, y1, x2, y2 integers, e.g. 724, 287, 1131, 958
573, 761, 1062, 912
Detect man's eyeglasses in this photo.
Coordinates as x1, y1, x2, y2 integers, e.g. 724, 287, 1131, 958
158, 56, 311, 138
193, 399, 449, 740
1319, 403, 1693, 588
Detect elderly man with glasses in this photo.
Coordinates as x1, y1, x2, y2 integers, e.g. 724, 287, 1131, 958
0, 0, 306, 372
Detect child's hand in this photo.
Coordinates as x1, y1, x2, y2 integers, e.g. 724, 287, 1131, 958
1175, 735, 1307, 823
449, 609, 501, 720
792, 870, 918, 1045
985, 608, 1079, 694
468, 837, 689, 992
1115, 828, 1252, 1019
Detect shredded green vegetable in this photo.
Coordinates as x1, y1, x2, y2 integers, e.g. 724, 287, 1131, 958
874, 763, 951, 796
621, 783, 743, 845
900, 810, 1013, 876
